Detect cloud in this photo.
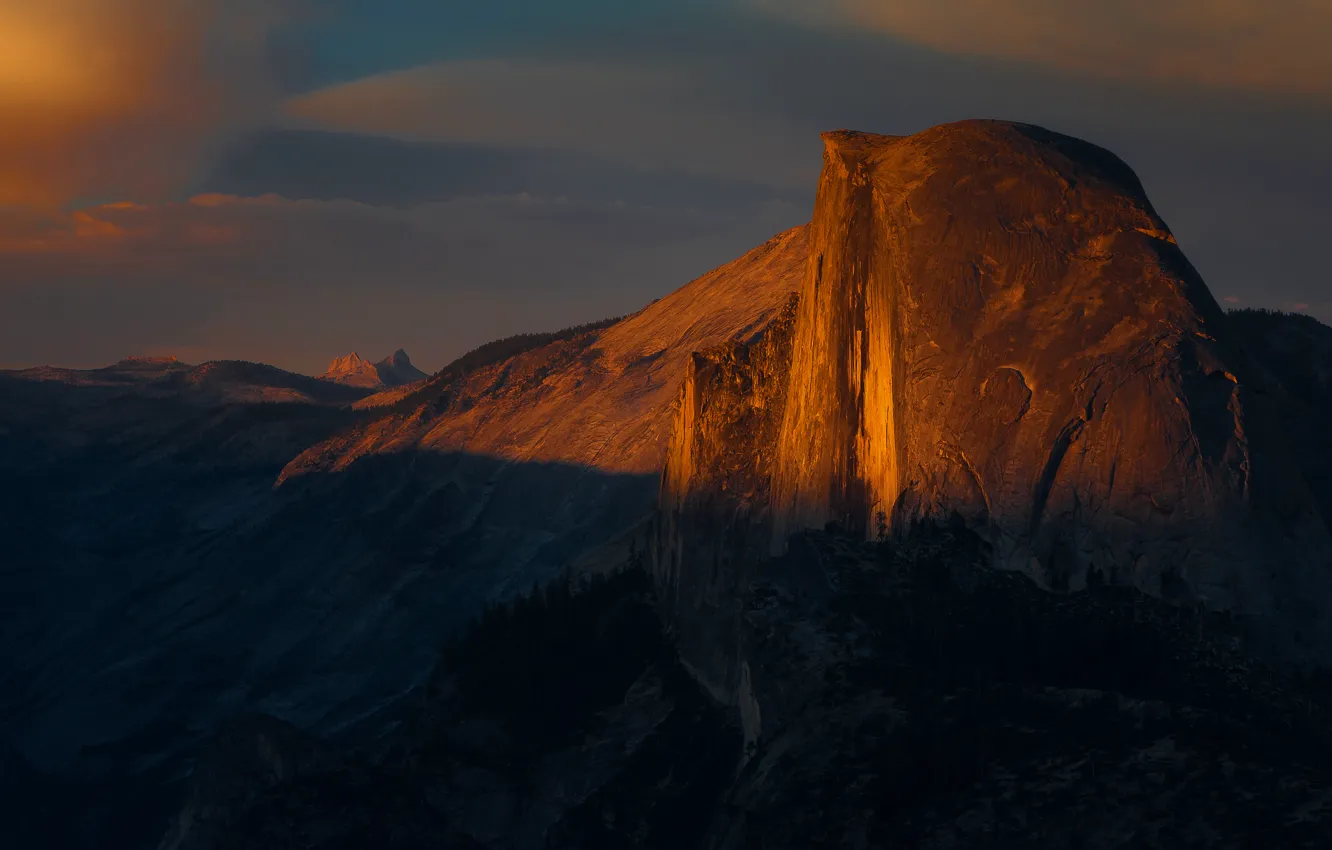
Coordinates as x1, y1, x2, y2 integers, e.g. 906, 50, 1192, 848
0, 0, 291, 209
1224, 296, 1242, 304
758, 0, 1332, 96
284, 58, 816, 188
199, 129, 789, 209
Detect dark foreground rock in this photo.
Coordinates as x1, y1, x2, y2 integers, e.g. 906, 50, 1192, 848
162, 523, 1332, 849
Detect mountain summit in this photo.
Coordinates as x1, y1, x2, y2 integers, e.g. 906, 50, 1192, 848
376, 348, 427, 385
655, 120, 1332, 688
321, 349, 427, 389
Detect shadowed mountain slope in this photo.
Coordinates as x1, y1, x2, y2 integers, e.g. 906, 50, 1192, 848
160, 525, 1332, 850
0, 227, 807, 850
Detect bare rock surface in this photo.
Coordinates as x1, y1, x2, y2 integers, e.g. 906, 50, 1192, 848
284, 225, 808, 482
657, 121, 1332, 688
321, 349, 427, 389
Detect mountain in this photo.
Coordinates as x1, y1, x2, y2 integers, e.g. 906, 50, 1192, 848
1, 356, 372, 407
0, 228, 807, 850
321, 352, 380, 387
655, 123, 1332, 711
321, 349, 428, 389
288, 227, 806, 482
6, 356, 191, 387
157, 122, 1332, 850
376, 348, 428, 385
8, 121, 1332, 849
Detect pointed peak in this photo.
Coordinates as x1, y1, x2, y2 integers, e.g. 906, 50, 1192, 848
322, 352, 381, 388
375, 348, 427, 386
325, 352, 368, 370
377, 348, 412, 368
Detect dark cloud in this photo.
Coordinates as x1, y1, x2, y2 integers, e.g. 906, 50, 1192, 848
199, 129, 797, 209
281, 12, 1331, 318
761, 0, 1332, 96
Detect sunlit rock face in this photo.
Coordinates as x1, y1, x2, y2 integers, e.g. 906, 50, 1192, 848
321, 349, 427, 389
654, 296, 799, 709
658, 120, 1332, 684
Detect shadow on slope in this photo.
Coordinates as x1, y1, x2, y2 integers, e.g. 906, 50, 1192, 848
0, 416, 656, 850
160, 567, 738, 850
1227, 308, 1332, 530
159, 520, 1332, 849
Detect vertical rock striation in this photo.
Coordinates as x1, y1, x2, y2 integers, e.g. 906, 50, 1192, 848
654, 296, 799, 706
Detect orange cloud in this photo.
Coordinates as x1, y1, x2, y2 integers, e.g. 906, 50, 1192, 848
0, 196, 255, 257
0, 0, 288, 209
760, 0, 1332, 96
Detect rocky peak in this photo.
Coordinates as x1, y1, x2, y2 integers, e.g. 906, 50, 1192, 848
373, 348, 427, 386
380, 348, 412, 368
655, 120, 1332, 686
321, 349, 425, 389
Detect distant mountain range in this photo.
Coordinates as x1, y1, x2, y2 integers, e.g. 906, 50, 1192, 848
3, 348, 429, 402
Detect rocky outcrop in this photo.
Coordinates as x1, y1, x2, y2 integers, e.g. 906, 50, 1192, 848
377, 348, 428, 385
653, 295, 799, 708
656, 121, 1332, 678
321, 349, 426, 389
286, 227, 807, 484
322, 352, 379, 387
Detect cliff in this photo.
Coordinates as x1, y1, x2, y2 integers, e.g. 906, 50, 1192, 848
282, 225, 808, 483
656, 121, 1332, 690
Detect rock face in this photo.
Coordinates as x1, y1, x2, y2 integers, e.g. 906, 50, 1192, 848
321, 349, 426, 389
656, 121, 1332, 698
322, 352, 379, 387
284, 226, 808, 483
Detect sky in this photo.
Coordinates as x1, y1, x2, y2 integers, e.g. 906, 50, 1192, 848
1, 0, 1329, 373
